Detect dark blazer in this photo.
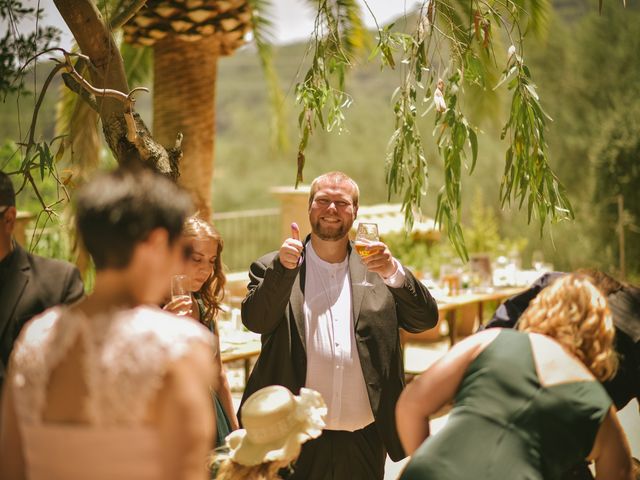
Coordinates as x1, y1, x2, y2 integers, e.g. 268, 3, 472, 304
240, 240, 438, 461
0, 244, 84, 387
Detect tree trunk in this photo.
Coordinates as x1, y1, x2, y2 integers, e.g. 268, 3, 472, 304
154, 36, 219, 219
54, 0, 181, 178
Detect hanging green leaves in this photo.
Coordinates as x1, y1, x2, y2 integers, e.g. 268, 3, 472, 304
294, 0, 366, 186
497, 48, 574, 234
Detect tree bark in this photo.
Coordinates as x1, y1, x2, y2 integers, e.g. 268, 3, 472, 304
54, 0, 181, 178
153, 36, 219, 219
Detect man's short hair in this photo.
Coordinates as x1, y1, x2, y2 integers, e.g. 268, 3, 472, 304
75, 168, 192, 270
0, 171, 16, 207
308, 171, 359, 208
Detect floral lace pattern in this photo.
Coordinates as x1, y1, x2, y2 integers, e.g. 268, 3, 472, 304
12, 306, 213, 426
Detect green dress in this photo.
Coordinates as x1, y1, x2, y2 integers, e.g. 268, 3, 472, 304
400, 329, 612, 480
195, 295, 233, 447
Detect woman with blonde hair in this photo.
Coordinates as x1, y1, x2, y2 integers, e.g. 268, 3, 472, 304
164, 215, 238, 445
210, 385, 326, 480
397, 274, 633, 480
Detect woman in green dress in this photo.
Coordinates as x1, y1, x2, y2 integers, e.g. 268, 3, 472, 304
397, 274, 633, 480
164, 216, 238, 445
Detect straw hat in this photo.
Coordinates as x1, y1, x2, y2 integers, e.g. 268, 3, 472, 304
225, 386, 327, 467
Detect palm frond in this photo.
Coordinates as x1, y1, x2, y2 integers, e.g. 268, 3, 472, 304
247, 0, 288, 150
335, 0, 369, 57
120, 42, 153, 87
304, 0, 370, 58
514, 0, 550, 36
55, 51, 101, 184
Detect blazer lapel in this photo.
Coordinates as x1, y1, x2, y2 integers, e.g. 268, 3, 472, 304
0, 245, 30, 341
349, 244, 367, 330
290, 244, 308, 353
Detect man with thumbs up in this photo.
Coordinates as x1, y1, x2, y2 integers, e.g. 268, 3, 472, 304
240, 171, 438, 479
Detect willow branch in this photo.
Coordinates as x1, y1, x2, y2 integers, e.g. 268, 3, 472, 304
25, 63, 65, 155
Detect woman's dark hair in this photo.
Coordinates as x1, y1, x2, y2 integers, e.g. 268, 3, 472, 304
75, 168, 192, 270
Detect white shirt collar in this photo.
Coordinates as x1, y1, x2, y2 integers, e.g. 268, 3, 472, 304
306, 241, 348, 271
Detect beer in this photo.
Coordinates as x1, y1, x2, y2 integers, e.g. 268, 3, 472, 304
355, 242, 382, 258
355, 223, 379, 286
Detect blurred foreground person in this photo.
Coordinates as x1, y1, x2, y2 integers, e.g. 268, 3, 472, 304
0, 171, 83, 391
211, 385, 326, 480
164, 215, 239, 444
397, 274, 633, 480
0, 169, 216, 480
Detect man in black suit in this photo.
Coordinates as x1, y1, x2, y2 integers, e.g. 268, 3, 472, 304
0, 171, 84, 389
240, 171, 439, 479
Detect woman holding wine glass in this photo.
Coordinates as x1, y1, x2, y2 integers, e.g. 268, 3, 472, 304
164, 215, 239, 446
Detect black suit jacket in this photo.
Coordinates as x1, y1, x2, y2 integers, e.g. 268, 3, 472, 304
0, 244, 84, 387
240, 241, 438, 461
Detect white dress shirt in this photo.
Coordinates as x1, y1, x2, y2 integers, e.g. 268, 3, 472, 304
303, 242, 405, 431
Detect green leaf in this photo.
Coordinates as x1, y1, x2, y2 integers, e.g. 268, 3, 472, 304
468, 128, 478, 174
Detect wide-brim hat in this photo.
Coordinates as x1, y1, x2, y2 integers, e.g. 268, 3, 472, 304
226, 386, 327, 467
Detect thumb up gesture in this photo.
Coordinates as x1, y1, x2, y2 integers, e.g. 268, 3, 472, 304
279, 222, 303, 269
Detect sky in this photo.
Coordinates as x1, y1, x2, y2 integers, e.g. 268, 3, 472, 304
28, 0, 421, 49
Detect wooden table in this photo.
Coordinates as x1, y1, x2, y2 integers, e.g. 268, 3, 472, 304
221, 287, 527, 379
221, 339, 261, 380
403, 286, 527, 346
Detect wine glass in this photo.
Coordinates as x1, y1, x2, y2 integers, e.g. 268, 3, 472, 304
171, 274, 192, 316
354, 222, 380, 287
532, 250, 544, 271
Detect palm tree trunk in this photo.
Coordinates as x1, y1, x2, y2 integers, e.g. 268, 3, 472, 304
153, 36, 219, 219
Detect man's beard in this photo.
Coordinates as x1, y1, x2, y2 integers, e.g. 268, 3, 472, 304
311, 219, 350, 241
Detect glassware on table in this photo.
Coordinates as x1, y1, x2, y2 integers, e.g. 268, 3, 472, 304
470, 254, 493, 292
354, 222, 380, 287
532, 250, 545, 271
171, 274, 192, 316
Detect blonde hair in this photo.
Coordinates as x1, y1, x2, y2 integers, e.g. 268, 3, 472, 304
209, 455, 289, 480
517, 274, 617, 381
308, 171, 359, 208
182, 215, 226, 326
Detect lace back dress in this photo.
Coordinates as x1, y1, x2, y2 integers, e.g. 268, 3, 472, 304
10, 306, 214, 480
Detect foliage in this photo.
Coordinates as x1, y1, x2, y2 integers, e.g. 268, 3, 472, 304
247, 0, 288, 150
290, 0, 570, 260
2, 0, 638, 280
0, 0, 60, 99
384, 189, 528, 278
592, 99, 640, 276
294, 0, 367, 186
465, 190, 500, 254
497, 47, 573, 235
